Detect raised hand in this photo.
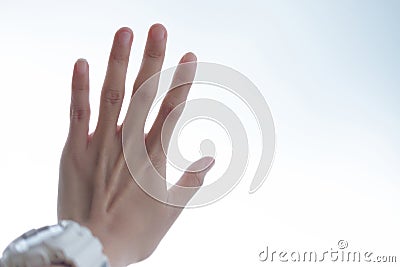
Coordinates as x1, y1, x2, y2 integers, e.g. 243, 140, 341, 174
58, 24, 214, 267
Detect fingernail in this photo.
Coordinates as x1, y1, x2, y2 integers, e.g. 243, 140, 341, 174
76, 58, 87, 73
181, 52, 197, 63
188, 156, 215, 173
119, 30, 132, 45
202, 157, 215, 172
151, 24, 165, 41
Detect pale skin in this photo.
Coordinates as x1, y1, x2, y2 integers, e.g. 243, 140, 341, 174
57, 24, 215, 267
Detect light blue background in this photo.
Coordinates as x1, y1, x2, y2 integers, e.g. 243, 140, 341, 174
0, 1, 398, 266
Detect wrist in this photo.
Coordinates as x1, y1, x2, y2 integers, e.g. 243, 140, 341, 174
81, 222, 121, 267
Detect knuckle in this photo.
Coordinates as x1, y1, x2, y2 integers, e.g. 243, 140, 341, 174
72, 85, 87, 91
110, 52, 129, 66
103, 88, 124, 105
160, 101, 176, 118
139, 87, 152, 100
183, 172, 203, 187
161, 97, 184, 120
134, 86, 155, 103
70, 106, 90, 120
147, 151, 166, 171
145, 48, 164, 59
194, 172, 204, 186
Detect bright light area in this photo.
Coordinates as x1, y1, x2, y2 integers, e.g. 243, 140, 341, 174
0, 1, 399, 266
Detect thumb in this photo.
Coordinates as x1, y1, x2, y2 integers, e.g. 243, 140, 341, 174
167, 156, 215, 214
176, 156, 215, 188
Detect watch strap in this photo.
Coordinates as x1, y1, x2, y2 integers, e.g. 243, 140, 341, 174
0, 220, 110, 267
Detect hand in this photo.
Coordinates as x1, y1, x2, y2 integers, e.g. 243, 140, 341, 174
58, 24, 215, 267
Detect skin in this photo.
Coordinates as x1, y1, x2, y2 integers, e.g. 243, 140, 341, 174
57, 24, 215, 267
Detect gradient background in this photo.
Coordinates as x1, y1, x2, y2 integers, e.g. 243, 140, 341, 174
0, 0, 399, 266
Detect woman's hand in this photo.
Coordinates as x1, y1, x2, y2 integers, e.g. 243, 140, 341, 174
58, 24, 214, 267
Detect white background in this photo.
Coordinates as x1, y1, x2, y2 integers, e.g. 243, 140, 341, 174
0, 1, 399, 266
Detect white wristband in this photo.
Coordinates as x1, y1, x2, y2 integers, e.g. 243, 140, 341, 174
0, 220, 110, 267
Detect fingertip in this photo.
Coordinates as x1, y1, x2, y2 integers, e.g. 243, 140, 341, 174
117, 26, 134, 37
181, 52, 197, 63
116, 27, 133, 46
186, 156, 215, 173
77, 57, 87, 63
75, 58, 88, 74
149, 23, 167, 41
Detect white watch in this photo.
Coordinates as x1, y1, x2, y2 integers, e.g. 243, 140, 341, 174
0, 220, 110, 267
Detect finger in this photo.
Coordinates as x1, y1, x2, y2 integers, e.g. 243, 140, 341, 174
131, 23, 167, 98
68, 58, 90, 148
96, 27, 133, 135
146, 52, 197, 154
167, 156, 215, 221
123, 24, 167, 142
